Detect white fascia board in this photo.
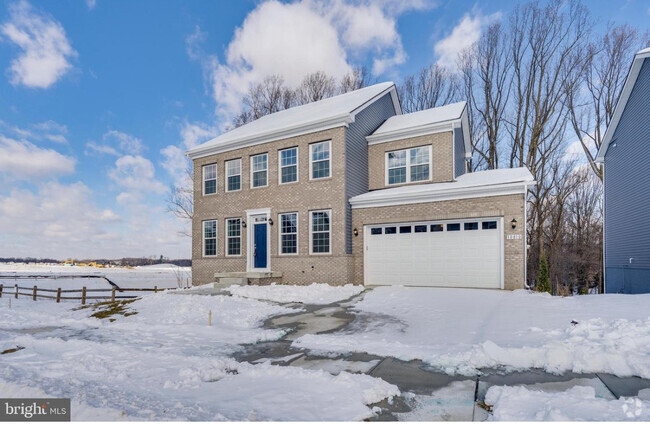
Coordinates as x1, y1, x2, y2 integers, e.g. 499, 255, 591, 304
366, 120, 457, 145
595, 51, 650, 163
350, 181, 536, 209
186, 115, 352, 160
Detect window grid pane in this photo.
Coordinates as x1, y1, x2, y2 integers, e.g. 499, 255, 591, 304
203, 220, 217, 256
226, 219, 241, 256
410, 164, 429, 182
388, 167, 407, 184
311, 142, 330, 179
253, 171, 267, 187
280, 213, 298, 254
227, 175, 241, 191
226, 159, 241, 191
203, 164, 217, 194
280, 148, 298, 183
252, 154, 268, 187
311, 211, 330, 253
281, 165, 297, 183
312, 160, 330, 179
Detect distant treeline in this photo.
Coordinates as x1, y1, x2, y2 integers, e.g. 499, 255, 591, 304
0, 257, 191, 267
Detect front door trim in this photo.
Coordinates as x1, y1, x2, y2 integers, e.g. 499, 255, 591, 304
246, 208, 271, 272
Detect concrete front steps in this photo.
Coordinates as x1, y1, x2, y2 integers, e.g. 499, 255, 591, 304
213, 271, 283, 289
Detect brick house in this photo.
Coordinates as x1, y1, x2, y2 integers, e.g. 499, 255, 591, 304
187, 82, 535, 289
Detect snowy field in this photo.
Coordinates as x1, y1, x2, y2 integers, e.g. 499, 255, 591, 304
1, 280, 650, 421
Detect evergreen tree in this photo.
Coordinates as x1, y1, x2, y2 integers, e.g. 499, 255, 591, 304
537, 254, 551, 294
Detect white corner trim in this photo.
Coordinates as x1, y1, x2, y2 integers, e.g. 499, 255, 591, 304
350, 181, 536, 209
595, 50, 650, 163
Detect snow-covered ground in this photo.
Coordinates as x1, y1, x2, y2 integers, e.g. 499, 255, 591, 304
227, 282, 365, 304
294, 287, 650, 378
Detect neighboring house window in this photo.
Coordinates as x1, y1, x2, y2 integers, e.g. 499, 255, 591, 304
279, 147, 298, 184
225, 159, 241, 192
251, 153, 268, 188
203, 220, 217, 257
310, 210, 331, 254
203, 164, 217, 195
279, 213, 298, 254
226, 218, 241, 256
310, 141, 331, 180
386, 146, 431, 185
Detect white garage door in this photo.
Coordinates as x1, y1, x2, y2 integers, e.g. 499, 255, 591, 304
364, 218, 503, 288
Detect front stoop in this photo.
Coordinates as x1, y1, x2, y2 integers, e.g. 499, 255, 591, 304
213, 271, 283, 288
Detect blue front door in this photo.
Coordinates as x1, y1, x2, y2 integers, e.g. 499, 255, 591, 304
254, 223, 267, 269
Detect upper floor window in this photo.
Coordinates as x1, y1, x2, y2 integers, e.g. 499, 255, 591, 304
310, 141, 331, 180
251, 153, 268, 188
225, 159, 241, 192
203, 220, 217, 257
386, 146, 431, 185
203, 164, 217, 195
226, 218, 242, 256
279, 147, 298, 184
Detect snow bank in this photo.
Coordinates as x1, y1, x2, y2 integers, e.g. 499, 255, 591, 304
227, 283, 364, 304
486, 385, 650, 421
293, 287, 650, 378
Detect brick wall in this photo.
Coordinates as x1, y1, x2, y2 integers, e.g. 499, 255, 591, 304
368, 131, 454, 190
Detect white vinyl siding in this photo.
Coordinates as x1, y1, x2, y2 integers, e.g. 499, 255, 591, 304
279, 147, 298, 184
203, 164, 217, 195
386, 146, 432, 185
310, 141, 331, 180
225, 218, 242, 256
250, 153, 268, 188
310, 209, 331, 254
225, 159, 241, 192
279, 212, 298, 255
203, 220, 217, 257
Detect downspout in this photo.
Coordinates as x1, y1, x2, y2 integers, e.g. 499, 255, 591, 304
523, 183, 531, 290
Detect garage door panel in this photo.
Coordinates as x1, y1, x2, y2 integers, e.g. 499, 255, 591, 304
365, 218, 502, 289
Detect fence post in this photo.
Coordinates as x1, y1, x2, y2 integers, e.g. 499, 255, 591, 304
186, 278, 189, 289
33, 285, 37, 301
154, 285, 158, 293
56, 288, 61, 303
111, 287, 116, 302
81, 286, 87, 305
0, 283, 3, 298
15, 284, 18, 299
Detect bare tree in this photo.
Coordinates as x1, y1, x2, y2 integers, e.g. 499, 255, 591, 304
340, 66, 370, 93
232, 75, 296, 127
566, 25, 640, 179
296, 71, 337, 104
398, 64, 460, 114
460, 22, 513, 170
166, 168, 194, 237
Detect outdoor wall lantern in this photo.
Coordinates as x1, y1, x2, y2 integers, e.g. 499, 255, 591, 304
241, 220, 247, 228
269, 218, 274, 226
353, 228, 359, 237
511, 218, 517, 229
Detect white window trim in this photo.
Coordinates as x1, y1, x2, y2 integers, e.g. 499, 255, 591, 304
225, 158, 242, 193
278, 147, 299, 185
250, 153, 269, 189
202, 163, 217, 196
384, 145, 432, 186
202, 219, 218, 258
278, 212, 299, 256
225, 218, 242, 257
309, 140, 331, 181
309, 209, 332, 255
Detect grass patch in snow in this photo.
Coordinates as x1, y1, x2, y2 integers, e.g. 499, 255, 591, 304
1, 346, 25, 355
75, 299, 138, 321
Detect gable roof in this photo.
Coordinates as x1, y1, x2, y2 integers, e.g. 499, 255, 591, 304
349, 167, 535, 208
596, 47, 650, 163
186, 82, 401, 159
366, 101, 471, 157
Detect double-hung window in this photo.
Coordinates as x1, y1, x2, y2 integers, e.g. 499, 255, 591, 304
203, 164, 217, 195
310, 210, 331, 254
203, 220, 217, 257
310, 141, 330, 180
279, 213, 298, 254
279, 147, 298, 184
251, 153, 268, 188
225, 159, 241, 192
386, 146, 431, 185
226, 218, 241, 256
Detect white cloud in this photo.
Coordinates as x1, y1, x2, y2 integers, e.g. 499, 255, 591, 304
85, 141, 119, 156
103, 130, 144, 155
0, 0, 77, 88
160, 120, 216, 185
192, 0, 430, 123
0, 135, 75, 179
0, 119, 68, 144
86, 0, 96, 10
433, 10, 501, 72
108, 155, 166, 194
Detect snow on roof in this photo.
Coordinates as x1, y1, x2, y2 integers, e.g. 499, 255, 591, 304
187, 82, 399, 159
350, 167, 535, 208
596, 47, 650, 162
370, 101, 466, 137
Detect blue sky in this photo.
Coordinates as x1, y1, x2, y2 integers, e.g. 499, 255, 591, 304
0, 0, 647, 260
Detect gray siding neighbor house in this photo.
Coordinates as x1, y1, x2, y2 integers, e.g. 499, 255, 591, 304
596, 47, 650, 294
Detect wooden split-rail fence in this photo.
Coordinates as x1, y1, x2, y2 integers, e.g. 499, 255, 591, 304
0, 275, 170, 305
